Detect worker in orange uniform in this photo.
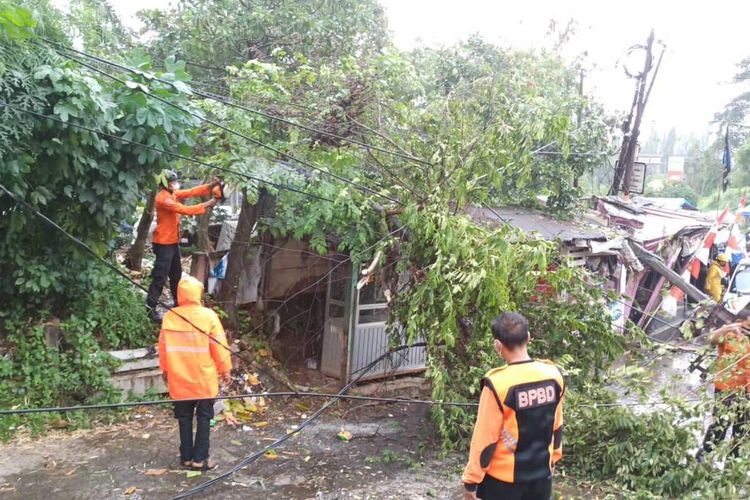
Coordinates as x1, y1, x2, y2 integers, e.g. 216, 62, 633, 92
463, 312, 564, 500
697, 319, 750, 462
704, 253, 729, 302
146, 170, 220, 322
159, 275, 232, 470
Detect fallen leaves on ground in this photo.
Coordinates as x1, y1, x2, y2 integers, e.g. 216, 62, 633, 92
295, 401, 311, 412
264, 449, 278, 460
224, 412, 240, 426
124, 486, 137, 495
144, 468, 168, 477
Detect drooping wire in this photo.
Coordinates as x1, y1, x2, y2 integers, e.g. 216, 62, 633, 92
0, 183, 235, 354
0, 103, 335, 204
0, 182, 404, 360
41, 41, 401, 205
170, 343, 424, 499
40, 38, 431, 167
191, 88, 431, 166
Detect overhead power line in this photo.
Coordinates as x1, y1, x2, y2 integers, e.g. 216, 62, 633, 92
0, 183, 234, 354
42, 42, 400, 205
43, 38, 430, 166
0, 103, 334, 203
193, 89, 432, 165
171, 344, 423, 499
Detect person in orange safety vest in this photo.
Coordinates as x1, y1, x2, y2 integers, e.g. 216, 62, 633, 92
463, 312, 564, 500
146, 170, 220, 322
697, 319, 750, 462
159, 275, 232, 471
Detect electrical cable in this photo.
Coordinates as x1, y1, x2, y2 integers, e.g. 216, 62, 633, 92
40, 40, 439, 202
0, 388, 478, 418
0, 183, 234, 354
0, 386, 717, 416
1, 179, 406, 365
40, 39, 431, 166
42, 42, 401, 205
0, 370, 719, 416
0, 103, 335, 203
192, 88, 431, 165
170, 343, 424, 499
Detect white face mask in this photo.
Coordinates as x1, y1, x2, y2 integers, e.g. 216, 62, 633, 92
169, 181, 181, 191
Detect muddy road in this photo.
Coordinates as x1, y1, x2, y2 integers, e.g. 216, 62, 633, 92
0, 400, 469, 499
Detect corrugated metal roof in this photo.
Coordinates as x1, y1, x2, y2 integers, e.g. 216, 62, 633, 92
467, 207, 607, 242
633, 196, 699, 211
596, 198, 712, 244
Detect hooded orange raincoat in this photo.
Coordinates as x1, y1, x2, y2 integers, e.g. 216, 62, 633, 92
153, 184, 212, 245
158, 276, 232, 400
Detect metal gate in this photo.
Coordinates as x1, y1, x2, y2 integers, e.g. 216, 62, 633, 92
348, 279, 426, 382
320, 260, 426, 381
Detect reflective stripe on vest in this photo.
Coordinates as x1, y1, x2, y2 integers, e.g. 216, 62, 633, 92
166, 345, 209, 353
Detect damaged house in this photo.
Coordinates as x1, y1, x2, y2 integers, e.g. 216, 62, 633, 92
191, 222, 426, 385
469, 197, 719, 334
165, 194, 728, 396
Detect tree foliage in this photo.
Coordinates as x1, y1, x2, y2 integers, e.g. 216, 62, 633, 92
0, 2, 198, 421
7, 4, 741, 498
0, 12, 200, 314
138, 0, 389, 81
387, 209, 627, 445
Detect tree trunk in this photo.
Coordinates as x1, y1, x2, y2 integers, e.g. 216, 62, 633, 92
196, 212, 213, 253
216, 189, 264, 331
124, 190, 157, 271
196, 176, 214, 255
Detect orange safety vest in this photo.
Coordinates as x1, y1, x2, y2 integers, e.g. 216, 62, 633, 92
158, 276, 232, 399
714, 332, 750, 392
153, 184, 211, 245
463, 359, 564, 486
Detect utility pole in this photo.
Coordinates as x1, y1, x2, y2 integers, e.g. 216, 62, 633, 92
610, 30, 665, 198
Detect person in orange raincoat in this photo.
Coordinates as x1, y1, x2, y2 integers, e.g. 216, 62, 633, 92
146, 170, 220, 322
697, 319, 750, 462
462, 312, 564, 500
159, 275, 232, 470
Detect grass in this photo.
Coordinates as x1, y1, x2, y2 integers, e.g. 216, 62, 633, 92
698, 186, 747, 211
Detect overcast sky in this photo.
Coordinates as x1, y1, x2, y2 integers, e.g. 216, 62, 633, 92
105, 0, 750, 138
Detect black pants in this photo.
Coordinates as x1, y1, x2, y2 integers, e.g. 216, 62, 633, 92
701, 390, 750, 458
478, 475, 552, 500
147, 243, 182, 310
174, 400, 214, 463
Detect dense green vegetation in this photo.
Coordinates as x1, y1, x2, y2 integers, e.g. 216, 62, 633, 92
2, 0, 750, 495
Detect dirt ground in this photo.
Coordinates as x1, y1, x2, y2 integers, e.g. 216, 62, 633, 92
0, 399, 469, 500
0, 397, 606, 500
